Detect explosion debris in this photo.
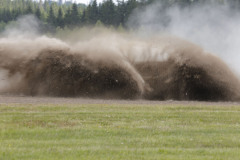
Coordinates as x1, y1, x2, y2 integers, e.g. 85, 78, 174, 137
0, 35, 239, 101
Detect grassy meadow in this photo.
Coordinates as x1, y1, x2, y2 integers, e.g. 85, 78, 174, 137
0, 103, 240, 160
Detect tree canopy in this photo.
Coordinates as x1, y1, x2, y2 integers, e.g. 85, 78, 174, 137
0, 0, 239, 32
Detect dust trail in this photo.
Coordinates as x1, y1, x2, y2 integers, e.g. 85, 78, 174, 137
0, 15, 239, 101
0, 33, 239, 101
135, 38, 240, 101
0, 35, 145, 99
128, 1, 240, 75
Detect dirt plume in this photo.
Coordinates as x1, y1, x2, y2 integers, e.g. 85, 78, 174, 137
21, 49, 143, 98
135, 39, 240, 101
136, 60, 240, 101
0, 35, 239, 101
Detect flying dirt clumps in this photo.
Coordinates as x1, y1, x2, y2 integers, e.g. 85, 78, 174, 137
5, 49, 144, 99
135, 40, 240, 101
136, 59, 240, 101
0, 35, 240, 101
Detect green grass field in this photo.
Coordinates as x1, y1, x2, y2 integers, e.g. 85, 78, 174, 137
0, 103, 240, 160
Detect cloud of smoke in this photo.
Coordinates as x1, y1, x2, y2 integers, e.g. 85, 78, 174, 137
2, 15, 40, 38
0, 13, 240, 101
128, 1, 240, 74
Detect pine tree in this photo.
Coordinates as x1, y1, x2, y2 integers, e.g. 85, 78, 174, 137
126, 0, 138, 18
116, 0, 126, 26
87, 0, 98, 24
99, 0, 116, 26
35, 7, 41, 19
56, 7, 64, 28
64, 7, 71, 26
47, 5, 56, 26
70, 3, 80, 26
81, 9, 87, 25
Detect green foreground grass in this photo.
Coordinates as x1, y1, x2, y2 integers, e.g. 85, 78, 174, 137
0, 103, 240, 160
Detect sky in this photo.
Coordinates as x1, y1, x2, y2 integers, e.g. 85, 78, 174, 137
69, 0, 98, 4
35, 0, 117, 4
63, 0, 117, 4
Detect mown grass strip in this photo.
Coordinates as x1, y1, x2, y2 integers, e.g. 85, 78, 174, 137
0, 104, 240, 160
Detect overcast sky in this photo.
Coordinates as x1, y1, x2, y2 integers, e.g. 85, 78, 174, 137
70, 0, 98, 4
35, 0, 119, 5
62, 0, 117, 4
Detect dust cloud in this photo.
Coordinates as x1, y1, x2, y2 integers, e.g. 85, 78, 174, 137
0, 15, 240, 101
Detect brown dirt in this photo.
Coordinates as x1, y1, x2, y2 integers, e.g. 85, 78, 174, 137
0, 95, 239, 106
1, 36, 240, 102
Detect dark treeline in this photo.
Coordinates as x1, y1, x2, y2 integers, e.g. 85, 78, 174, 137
1, 0, 240, 32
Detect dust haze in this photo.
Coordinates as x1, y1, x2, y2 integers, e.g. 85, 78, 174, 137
0, 2, 240, 102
